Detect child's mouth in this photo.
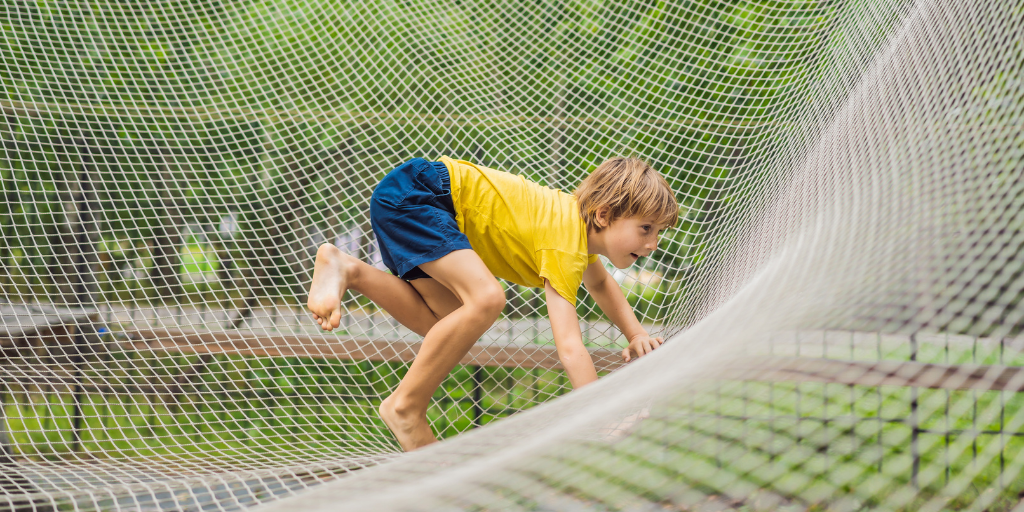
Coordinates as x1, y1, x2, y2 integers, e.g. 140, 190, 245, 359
630, 253, 639, 260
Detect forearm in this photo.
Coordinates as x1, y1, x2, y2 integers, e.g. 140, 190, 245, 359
592, 277, 648, 340
550, 318, 598, 388
545, 280, 598, 389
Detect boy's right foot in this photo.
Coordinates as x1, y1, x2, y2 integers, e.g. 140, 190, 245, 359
379, 395, 438, 452
307, 243, 351, 331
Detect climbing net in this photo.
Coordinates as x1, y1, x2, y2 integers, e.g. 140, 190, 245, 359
1, 0, 1023, 510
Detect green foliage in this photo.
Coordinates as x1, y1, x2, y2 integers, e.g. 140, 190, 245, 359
0, 0, 843, 314
0, 352, 572, 460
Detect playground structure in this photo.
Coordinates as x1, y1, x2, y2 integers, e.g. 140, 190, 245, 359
2, 0, 1024, 510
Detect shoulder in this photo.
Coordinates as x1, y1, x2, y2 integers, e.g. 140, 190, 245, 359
532, 188, 586, 240
536, 249, 590, 304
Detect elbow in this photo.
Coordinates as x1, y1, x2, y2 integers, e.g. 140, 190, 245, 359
557, 343, 590, 365
558, 345, 598, 388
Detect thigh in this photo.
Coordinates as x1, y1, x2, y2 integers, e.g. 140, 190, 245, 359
418, 249, 504, 307
409, 278, 463, 320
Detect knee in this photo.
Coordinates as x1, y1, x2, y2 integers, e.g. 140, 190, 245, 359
471, 284, 506, 320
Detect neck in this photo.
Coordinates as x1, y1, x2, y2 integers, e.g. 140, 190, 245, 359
587, 226, 608, 257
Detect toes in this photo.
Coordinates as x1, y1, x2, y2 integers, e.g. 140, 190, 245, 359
330, 310, 342, 329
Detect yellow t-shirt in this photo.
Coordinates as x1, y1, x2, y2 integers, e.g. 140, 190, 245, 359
440, 156, 599, 305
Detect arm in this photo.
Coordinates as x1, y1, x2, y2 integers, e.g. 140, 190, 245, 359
545, 279, 598, 389
581, 261, 663, 362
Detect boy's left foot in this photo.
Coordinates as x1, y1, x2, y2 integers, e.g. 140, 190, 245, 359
307, 243, 351, 331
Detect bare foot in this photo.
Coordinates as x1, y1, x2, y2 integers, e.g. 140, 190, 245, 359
307, 243, 351, 331
379, 395, 438, 452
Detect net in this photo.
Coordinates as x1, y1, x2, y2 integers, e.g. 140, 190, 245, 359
1, 0, 1022, 510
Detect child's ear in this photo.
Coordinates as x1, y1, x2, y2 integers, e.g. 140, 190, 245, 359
595, 207, 610, 228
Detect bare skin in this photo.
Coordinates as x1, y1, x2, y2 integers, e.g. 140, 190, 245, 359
307, 244, 503, 451
307, 243, 445, 336
306, 244, 349, 331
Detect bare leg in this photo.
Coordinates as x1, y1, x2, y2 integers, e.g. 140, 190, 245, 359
378, 249, 505, 451
308, 244, 502, 451
307, 243, 447, 336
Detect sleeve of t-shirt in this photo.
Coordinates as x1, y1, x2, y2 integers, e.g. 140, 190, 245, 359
537, 249, 591, 306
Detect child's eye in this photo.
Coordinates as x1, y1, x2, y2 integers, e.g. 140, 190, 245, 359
642, 225, 651, 233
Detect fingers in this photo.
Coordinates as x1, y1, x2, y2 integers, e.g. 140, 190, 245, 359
651, 337, 663, 349
626, 336, 667, 362
639, 337, 657, 356
623, 337, 670, 363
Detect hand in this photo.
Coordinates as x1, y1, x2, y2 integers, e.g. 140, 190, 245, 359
622, 333, 664, 362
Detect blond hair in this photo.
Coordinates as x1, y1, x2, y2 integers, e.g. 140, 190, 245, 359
573, 157, 679, 233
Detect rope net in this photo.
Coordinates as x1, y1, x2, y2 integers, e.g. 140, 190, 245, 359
1, 0, 1022, 509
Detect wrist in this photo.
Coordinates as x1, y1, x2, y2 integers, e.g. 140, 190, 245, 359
626, 329, 649, 342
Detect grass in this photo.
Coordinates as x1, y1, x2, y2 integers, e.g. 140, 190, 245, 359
513, 379, 1024, 511
2, 334, 1023, 510
1, 352, 574, 463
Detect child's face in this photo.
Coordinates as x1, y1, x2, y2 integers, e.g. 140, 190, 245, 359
600, 215, 668, 269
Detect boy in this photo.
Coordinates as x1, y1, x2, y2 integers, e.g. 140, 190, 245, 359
307, 156, 678, 451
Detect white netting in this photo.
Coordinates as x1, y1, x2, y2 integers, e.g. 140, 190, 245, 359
1, 0, 1023, 510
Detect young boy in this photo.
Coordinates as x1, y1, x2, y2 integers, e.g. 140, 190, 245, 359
307, 156, 678, 451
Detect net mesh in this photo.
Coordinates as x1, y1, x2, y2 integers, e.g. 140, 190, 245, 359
1, 0, 1023, 510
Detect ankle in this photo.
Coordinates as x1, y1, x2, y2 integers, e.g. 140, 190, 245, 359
339, 253, 360, 287
386, 394, 424, 419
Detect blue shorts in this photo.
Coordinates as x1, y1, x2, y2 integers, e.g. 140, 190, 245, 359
370, 158, 474, 280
